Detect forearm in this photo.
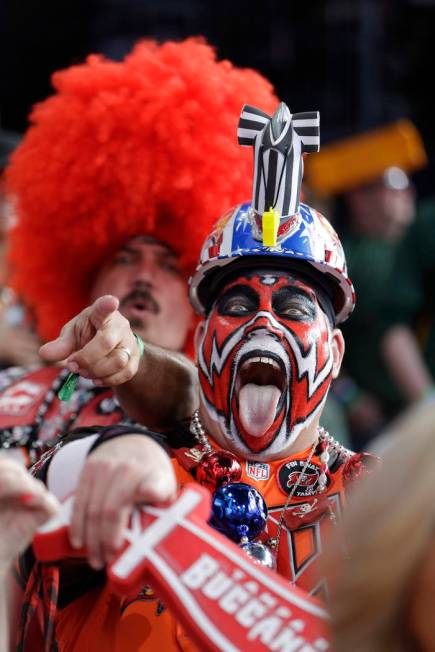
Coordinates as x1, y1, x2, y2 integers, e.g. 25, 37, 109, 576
114, 343, 199, 428
45, 426, 168, 500
382, 325, 434, 402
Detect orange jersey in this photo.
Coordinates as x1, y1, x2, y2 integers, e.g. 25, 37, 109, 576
172, 441, 348, 598
49, 437, 371, 652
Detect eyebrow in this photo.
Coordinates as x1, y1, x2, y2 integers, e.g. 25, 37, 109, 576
216, 284, 259, 308
154, 249, 178, 261
117, 245, 137, 256
119, 244, 177, 260
274, 285, 316, 303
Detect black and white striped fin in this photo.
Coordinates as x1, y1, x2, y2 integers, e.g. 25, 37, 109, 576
237, 104, 270, 145
293, 111, 320, 152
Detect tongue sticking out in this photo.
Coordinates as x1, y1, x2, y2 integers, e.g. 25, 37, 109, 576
238, 383, 281, 437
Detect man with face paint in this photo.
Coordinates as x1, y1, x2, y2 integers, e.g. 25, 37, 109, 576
16, 103, 375, 651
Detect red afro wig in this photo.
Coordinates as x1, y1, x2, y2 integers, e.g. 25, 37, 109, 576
6, 38, 277, 342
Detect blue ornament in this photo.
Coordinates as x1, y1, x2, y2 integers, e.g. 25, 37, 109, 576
210, 482, 268, 543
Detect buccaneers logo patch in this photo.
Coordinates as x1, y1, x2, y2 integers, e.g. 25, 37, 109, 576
277, 459, 329, 497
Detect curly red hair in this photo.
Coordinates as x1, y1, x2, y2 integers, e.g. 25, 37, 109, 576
6, 38, 277, 342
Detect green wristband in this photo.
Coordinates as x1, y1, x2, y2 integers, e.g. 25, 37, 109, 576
134, 332, 145, 358
58, 371, 79, 401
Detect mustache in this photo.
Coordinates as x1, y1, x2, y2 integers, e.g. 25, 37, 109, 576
120, 287, 160, 315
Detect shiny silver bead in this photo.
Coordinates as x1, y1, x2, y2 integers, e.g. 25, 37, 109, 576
240, 541, 277, 570
320, 451, 330, 464
318, 472, 328, 489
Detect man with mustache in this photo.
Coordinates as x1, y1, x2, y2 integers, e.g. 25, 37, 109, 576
0, 39, 277, 460
15, 102, 374, 651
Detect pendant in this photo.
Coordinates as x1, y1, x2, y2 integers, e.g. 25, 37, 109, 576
196, 450, 242, 491
240, 541, 277, 570
209, 482, 268, 543
342, 452, 380, 485
283, 493, 330, 530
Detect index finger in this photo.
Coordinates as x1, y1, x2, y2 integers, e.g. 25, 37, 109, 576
88, 296, 120, 331
68, 317, 128, 371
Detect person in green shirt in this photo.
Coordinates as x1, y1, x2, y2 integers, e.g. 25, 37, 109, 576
341, 165, 416, 424
382, 198, 435, 404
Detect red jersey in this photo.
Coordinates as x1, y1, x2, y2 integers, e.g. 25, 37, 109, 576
0, 366, 130, 463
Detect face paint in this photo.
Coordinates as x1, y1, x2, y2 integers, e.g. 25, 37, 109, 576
197, 271, 334, 459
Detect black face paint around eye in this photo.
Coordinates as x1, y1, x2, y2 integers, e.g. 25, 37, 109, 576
217, 284, 260, 316
272, 286, 316, 322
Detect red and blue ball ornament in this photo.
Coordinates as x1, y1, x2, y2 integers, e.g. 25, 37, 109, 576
209, 482, 268, 543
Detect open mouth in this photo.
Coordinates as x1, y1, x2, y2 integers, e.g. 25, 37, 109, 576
235, 351, 287, 438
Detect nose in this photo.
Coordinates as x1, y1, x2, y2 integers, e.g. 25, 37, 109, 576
244, 316, 283, 342
130, 261, 155, 288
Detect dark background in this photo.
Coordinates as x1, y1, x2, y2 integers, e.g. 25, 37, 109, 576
1, 0, 434, 195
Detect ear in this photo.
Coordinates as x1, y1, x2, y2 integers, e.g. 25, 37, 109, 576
331, 328, 345, 379
194, 320, 206, 358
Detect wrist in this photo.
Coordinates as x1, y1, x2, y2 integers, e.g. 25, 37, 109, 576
89, 424, 168, 454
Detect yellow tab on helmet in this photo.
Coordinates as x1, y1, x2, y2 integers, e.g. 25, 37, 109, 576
262, 208, 280, 246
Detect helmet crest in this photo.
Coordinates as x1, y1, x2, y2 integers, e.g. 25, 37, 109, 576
237, 102, 320, 246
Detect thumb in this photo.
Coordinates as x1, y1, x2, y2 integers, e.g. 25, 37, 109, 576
39, 324, 77, 362
89, 295, 120, 330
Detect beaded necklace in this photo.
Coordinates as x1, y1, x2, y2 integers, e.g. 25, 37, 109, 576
189, 410, 349, 557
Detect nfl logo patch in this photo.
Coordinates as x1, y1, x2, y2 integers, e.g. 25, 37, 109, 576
246, 461, 270, 481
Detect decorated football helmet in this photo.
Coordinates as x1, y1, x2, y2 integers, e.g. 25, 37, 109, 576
189, 102, 355, 324
190, 202, 355, 324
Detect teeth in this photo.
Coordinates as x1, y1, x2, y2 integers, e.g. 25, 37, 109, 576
240, 356, 281, 371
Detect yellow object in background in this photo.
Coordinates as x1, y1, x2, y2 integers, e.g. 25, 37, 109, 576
262, 208, 280, 246
304, 119, 427, 196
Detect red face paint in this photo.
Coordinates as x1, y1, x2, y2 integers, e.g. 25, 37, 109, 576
197, 271, 333, 458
